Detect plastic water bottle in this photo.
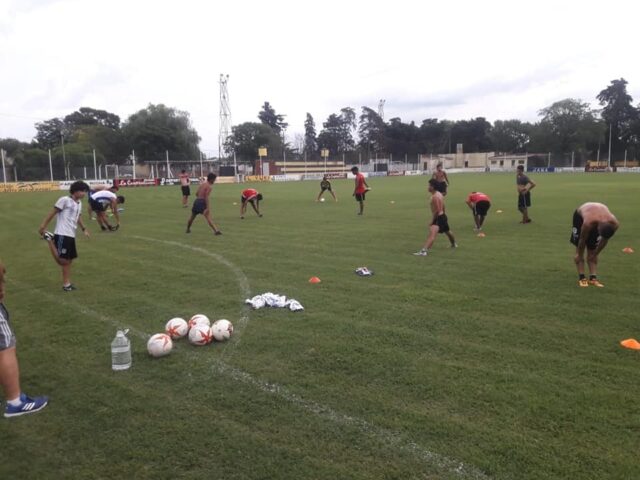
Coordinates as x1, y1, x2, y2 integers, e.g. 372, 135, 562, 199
111, 329, 131, 371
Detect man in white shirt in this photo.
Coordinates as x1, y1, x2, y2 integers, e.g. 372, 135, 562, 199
89, 186, 125, 232
38, 181, 90, 291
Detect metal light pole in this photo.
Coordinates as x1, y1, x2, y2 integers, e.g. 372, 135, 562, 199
607, 123, 612, 168
1, 148, 6, 184
49, 149, 54, 181
92, 149, 97, 180
61, 133, 67, 180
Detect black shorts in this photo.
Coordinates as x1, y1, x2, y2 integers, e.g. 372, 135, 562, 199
474, 200, 491, 217
570, 210, 599, 250
54, 234, 77, 260
89, 198, 106, 212
355, 192, 366, 202
518, 191, 531, 209
241, 196, 257, 205
321, 187, 332, 192
431, 214, 450, 234
434, 181, 448, 194
192, 198, 206, 215
181, 186, 191, 196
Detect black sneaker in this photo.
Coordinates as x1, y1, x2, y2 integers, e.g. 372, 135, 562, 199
215, 231, 222, 236
62, 284, 77, 292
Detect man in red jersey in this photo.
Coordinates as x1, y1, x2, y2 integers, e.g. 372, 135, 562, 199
465, 191, 491, 231
351, 166, 370, 215
240, 188, 263, 219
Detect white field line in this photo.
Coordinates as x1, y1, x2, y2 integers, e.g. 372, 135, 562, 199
9, 262, 491, 479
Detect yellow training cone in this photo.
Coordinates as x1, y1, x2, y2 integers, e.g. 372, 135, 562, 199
496, 209, 503, 214
620, 338, 640, 350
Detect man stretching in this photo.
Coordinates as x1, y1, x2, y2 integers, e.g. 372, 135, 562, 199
570, 202, 619, 287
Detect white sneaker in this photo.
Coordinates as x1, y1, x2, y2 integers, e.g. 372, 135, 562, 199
413, 249, 428, 256
451, 243, 458, 248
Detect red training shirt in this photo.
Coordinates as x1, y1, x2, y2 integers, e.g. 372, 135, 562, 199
242, 188, 258, 200
467, 192, 491, 203
355, 173, 366, 194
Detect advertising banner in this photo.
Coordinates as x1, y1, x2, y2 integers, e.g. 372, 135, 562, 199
114, 178, 161, 187
387, 171, 405, 176
0, 182, 60, 193
245, 175, 272, 183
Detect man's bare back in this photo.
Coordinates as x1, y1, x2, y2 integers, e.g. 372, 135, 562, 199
577, 202, 618, 228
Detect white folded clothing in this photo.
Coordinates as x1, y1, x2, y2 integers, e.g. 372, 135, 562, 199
245, 292, 304, 312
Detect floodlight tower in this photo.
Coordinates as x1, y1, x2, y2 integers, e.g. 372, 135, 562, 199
218, 74, 231, 159
378, 99, 385, 120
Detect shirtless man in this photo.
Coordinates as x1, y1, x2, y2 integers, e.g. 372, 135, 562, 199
516, 165, 536, 223
179, 170, 191, 207
431, 163, 449, 196
570, 202, 619, 287
414, 179, 457, 256
186, 173, 222, 235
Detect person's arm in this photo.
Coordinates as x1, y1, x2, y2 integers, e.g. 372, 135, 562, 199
526, 179, 536, 192
353, 177, 357, 195
77, 216, 90, 238
38, 208, 58, 235
574, 224, 590, 265
465, 199, 474, 210
111, 200, 120, 225
364, 178, 370, 189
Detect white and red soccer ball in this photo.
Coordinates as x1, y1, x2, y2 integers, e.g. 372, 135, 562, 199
188, 314, 210, 329
212, 319, 234, 341
188, 323, 213, 346
147, 333, 173, 357
165, 317, 188, 339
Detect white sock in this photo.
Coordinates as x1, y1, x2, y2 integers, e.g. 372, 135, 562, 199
8, 396, 22, 406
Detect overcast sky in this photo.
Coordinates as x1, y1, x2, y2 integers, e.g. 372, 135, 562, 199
1, 0, 639, 156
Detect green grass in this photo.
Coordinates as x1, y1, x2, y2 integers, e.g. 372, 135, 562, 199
0, 173, 639, 480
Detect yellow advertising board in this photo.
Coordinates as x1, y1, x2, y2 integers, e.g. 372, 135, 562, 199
244, 175, 272, 183
0, 182, 60, 193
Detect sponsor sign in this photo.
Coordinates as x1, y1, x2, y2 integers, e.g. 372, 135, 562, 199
160, 178, 181, 186
324, 172, 347, 180
303, 173, 325, 181
617, 167, 640, 173
404, 170, 423, 176
215, 176, 237, 184
271, 174, 303, 182
245, 175, 272, 182
58, 180, 114, 190
527, 167, 556, 173
114, 178, 161, 187
585, 165, 613, 172
0, 181, 60, 193
368, 172, 387, 177
387, 170, 405, 176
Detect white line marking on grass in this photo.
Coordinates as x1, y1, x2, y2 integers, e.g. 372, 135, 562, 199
10, 274, 490, 479
129, 234, 252, 359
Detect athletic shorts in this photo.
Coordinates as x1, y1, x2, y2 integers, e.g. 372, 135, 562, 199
89, 198, 107, 212
321, 187, 332, 192
241, 196, 257, 205
0, 304, 16, 351
192, 198, 207, 215
474, 200, 491, 217
432, 214, 450, 234
54, 234, 77, 260
434, 181, 447, 194
518, 191, 531, 209
355, 192, 366, 202
570, 210, 599, 250
181, 186, 191, 197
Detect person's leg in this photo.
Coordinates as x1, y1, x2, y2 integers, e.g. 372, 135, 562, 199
445, 231, 457, 246
478, 215, 486, 228
45, 238, 64, 266
61, 259, 72, 287
182, 195, 188, 207
240, 201, 247, 218
358, 200, 364, 215
96, 212, 112, 230
186, 214, 196, 233
0, 347, 20, 401
587, 252, 598, 279
204, 212, 221, 234
316, 191, 323, 201
423, 225, 440, 249
330, 190, 337, 201
250, 201, 261, 217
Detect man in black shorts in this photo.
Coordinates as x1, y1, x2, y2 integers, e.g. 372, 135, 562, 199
465, 192, 491, 231
316, 175, 337, 202
431, 163, 449, 195
414, 179, 457, 256
516, 165, 535, 223
186, 173, 222, 235
570, 202, 619, 287
179, 170, 191, 207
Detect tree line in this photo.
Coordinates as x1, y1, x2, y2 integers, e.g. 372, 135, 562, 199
2, 78, 639, 180
226, 78, 640, 163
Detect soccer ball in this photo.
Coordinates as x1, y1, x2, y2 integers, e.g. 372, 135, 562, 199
165, 317, 188, 339
147, 333, 173, 357
188, 324, 212, 346
189, 314, 210, 329
212, 319, 234, 341
320, 198, 325, 203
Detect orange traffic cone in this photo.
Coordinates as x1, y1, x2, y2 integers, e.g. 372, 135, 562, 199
620, 338, 640, 350
309, 276, 321, 284
477, 232, 486, 238
622, 247, 634, 254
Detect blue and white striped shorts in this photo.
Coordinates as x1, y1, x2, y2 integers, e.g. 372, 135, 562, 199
0, 304, 16, 350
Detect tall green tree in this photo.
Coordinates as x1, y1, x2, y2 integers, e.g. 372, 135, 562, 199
317, 108, 356, 154
64, 107, 121, 130
386, 118, 421, 156
490, 120, 532, 153
225, 122, 284, 162
597, 78, 638, 155
122, 104, 201, 161
358, 107, 386, 156
258, 102, 288, 134
34, 118, 69, 150
303, 113, 317, 157
450, 117, 493, 152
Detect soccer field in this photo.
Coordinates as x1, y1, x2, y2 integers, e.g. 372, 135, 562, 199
0, 173, 639, 479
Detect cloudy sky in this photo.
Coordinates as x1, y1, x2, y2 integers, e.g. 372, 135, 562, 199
1, 0, 639, 156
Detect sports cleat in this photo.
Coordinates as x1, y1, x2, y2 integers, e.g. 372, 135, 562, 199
578, 279, 589, 288
589, 279, 604, 288
62, 284, 77, 292
413, 249, 428, 256
42, 231, 54, 241
214, 231, 222, 236
4, 393, 49, 418
451, 243, 458, 248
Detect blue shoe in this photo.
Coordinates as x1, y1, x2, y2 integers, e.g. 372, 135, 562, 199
4, 393, 49, 418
